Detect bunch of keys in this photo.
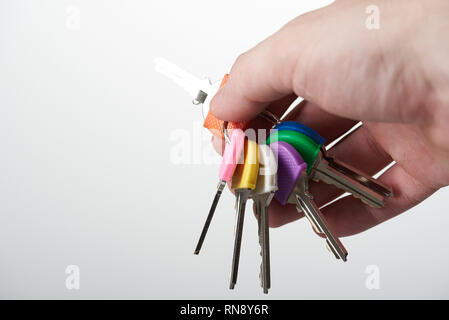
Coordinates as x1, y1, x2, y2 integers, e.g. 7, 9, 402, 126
267, 128, 393, 208
154, 58, 394, 293
229, 139, 278, 293
195, 124, 278, 294
266, 125, 394, 261
154, 58, 277, 293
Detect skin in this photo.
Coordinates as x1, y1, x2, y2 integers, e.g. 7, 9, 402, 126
209, 0, 449, 236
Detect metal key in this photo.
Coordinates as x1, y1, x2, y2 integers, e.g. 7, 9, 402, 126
267, 129, 393, 208
230, 139, 259, 290
270, 141, 348, 261
154, 58, 249, 138
271, 121, 389, 198
155, 58, 281, 139
153, 57, 219, 113
194, 124, 245, 254
250, 144, 278, 294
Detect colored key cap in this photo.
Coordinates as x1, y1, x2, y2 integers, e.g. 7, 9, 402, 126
267, 129, 321, 172
194, 127, 245, 254
267, 129, 393, 208
274, 121, 325, 145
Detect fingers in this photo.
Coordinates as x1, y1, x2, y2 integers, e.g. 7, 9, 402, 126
283, 100, 358, 146
212, 99, 356, 156
211, 135, 225, 156
210, 26, 299, 121
268, 200, 303, 228
211, 94, 298, 155
319, 163, 439, 237
268, 161, 439, 233
210, 1, 431, 125
249, 94, 298, 132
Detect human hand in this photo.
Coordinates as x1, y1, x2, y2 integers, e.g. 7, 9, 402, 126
210, 0, 449, 236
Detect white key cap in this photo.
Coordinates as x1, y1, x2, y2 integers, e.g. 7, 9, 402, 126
153, 57, 221, 115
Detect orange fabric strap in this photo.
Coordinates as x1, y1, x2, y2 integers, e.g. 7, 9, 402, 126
203, 74, 249, 138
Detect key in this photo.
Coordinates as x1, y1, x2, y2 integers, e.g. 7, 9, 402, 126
230, 139, 259, 290
153, 57, 218, 108
250, 144, 278, 294
270, 141, 348, 261
267, 129, 393, 208
194, 126, 245, 254
154, 58, 249, 138
268, 125, 393, 198
271, 122, 391, 197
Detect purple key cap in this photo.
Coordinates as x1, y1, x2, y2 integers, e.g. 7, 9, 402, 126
269, 141, 308, 205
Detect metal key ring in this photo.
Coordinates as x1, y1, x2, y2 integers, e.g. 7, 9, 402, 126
259, 110, 281, 127
223, 121, 231, 144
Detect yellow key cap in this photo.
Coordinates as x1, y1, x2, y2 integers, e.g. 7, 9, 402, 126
231, 139, 259, 190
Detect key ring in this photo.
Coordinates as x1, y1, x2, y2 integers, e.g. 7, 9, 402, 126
259, 110, 281, 126
223, 121, 231, 144
193, 90, 208, 106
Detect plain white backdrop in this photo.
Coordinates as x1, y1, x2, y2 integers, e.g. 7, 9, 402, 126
0, 0, 448, 299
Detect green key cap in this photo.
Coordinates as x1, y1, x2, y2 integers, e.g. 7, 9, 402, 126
266, 130, 321, 173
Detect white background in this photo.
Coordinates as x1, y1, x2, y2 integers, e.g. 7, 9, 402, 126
0, 0, 448, 299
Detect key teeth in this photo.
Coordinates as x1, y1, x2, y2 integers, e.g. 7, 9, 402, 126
353, 193, 383, 208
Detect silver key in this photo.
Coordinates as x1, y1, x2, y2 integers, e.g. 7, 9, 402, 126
254, 194, 273, 293
194, 180, 226, 255
153, 57, 220, 115
194, 123, 245, 255
251, 145, 278, 294
154, 58, 281, 123
230, 189, 251, 290
322, 150, 393, 198
288, 171, 348, 261
310, 148, 393, 208
229, 139, 259, 290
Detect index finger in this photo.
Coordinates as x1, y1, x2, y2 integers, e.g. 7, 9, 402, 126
210, 26, 299, 121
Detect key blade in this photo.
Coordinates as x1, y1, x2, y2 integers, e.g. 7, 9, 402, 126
293, 172, 348, 261
230, 190, 250, 290
153, 57, 212, 99
259, 197, 272, 293
312, 153, 386, 208
323, 151, 393, 197
254, 193, 274, 294
295, 193, 348, 261
194, 180, 226, 255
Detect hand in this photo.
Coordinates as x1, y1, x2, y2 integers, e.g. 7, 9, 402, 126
210, 0, 449, 236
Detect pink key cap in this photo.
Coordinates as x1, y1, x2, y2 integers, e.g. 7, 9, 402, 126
194, 128, 245, 255
218, 129, 245, 181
